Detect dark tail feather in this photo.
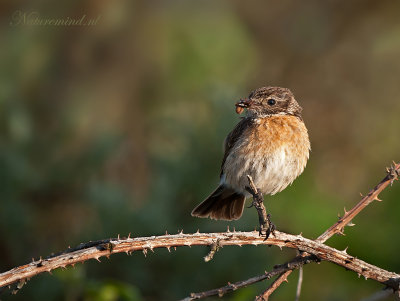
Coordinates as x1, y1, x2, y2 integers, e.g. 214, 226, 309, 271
191, 185, 246, 221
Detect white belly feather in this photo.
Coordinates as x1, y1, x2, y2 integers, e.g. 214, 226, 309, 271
222, 145, 306, 196
220, 115, 310, 196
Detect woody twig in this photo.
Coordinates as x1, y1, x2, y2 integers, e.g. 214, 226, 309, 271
258, 162, 400, 300
2, 229, 399, 297
0, 163, 398, 300
183, 162, 400, 300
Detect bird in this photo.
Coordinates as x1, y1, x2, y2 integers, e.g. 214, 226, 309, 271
191, 86, 310, 233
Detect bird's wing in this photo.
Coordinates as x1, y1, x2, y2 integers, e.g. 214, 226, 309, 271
220, 117, 253, 177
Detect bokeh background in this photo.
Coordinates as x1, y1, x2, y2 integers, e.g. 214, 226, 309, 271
1, 1, 400, 300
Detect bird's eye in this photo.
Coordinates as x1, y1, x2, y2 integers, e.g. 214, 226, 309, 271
267, 99, 276, 106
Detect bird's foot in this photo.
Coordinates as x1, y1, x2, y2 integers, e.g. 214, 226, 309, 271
259, 213, 275, 240
245, 176, 274, 240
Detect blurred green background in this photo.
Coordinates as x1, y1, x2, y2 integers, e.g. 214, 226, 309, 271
1, 1, 400, 300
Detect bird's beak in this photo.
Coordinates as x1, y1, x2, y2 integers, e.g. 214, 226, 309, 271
235, 98, 252, 114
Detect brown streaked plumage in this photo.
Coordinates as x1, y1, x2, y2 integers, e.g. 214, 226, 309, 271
192, 86, 310, 221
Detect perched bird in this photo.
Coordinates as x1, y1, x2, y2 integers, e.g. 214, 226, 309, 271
192, 86, 310, 224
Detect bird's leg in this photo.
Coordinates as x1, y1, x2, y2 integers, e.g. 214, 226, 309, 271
251, 190, 275, 239
245, 175, 275, 239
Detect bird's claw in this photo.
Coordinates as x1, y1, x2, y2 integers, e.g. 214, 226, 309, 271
259, 214, 276, 240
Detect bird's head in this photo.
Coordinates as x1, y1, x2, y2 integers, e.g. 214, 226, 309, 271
235, 87, 302, 118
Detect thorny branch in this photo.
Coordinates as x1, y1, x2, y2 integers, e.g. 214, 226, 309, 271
183, 230, 400, 300
182, 162, 400, 300
257, 162, 400, 300
180, 255, 318, 301
2, 230, 400, 296
317, 162, 400, 243
0, 162, 398, 299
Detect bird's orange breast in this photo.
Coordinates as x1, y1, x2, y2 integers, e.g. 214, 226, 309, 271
222, 115, 310, 195
251, 115, 310, 157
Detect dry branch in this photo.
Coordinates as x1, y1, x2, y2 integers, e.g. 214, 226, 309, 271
1, 162, 398, 300
258, 162, 400, 299
182, 230, 400, 300
295, 264, 303, 301
183, 162, 400, 300
181, 254, 318, 301
2, 230, 400, 295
